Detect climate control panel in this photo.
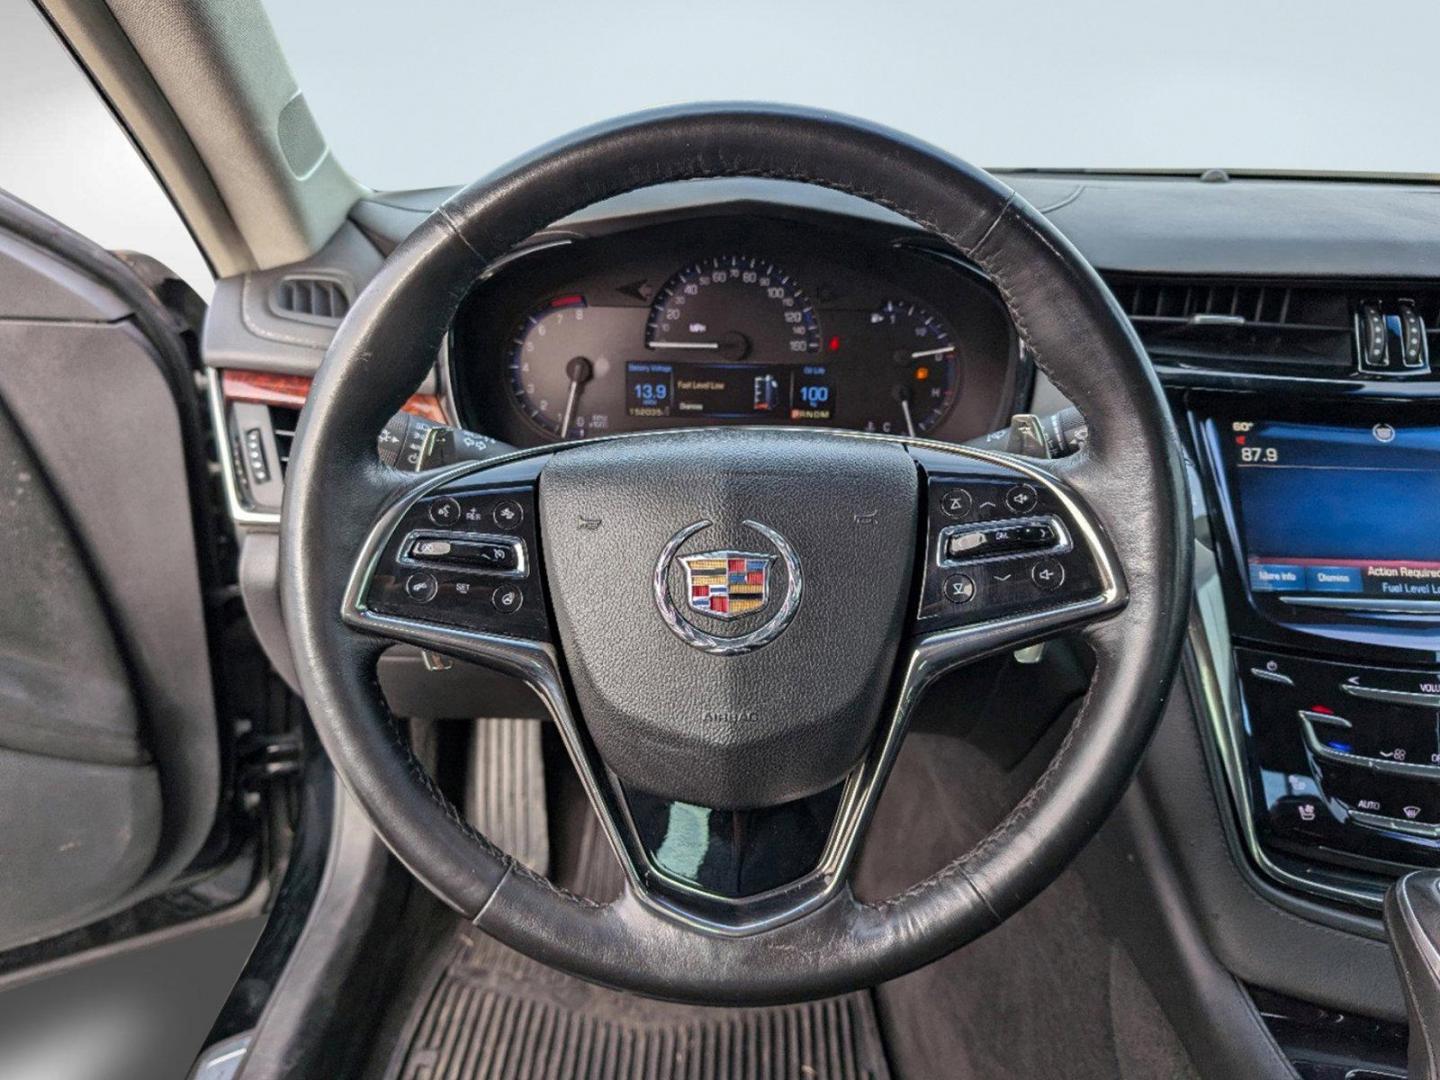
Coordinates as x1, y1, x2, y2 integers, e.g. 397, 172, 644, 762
1239, 646, 1440, 873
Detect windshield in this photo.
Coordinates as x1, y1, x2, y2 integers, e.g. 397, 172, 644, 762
266, 0, 1439, 191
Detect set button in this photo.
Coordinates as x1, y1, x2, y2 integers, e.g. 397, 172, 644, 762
1270, 794, 1330, 836
1324, 764, 1440, 831
943, 521, 1060, 562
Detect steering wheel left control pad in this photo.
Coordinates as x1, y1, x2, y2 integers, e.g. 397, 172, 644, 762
362, 456, 552, 642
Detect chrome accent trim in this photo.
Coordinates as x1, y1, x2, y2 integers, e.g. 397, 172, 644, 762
207, 369, 282, 530
1155, 363, 1440, 395
210, 349, 456, 531
395, 529, 529, 580
479, 237, 576, 282
1300, 716, 1440, 778
1349, 809, 1440, 839
936, 514, 1072, 568
1186, 535, 1387, 911
652, 519, 803, 655
339, 428, 1127, 935
1280, 595, 1440, 615
1341, 683, 1440, 710
1249, 666, 1294, 686
1299, 709, 1352, 729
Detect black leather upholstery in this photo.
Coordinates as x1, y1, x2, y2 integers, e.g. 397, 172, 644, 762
280, 104, 1191, 1002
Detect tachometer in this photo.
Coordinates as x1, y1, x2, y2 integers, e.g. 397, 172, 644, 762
645, 256, 821, 361
506, 295, 603, 439
861, 299, 960, 435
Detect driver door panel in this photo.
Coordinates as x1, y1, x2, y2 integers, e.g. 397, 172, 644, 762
0, 195, 219, 949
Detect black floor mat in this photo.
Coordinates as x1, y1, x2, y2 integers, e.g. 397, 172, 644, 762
385, 929, 891, 1080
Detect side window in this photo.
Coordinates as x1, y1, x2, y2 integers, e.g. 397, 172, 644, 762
0, 3, 213, 297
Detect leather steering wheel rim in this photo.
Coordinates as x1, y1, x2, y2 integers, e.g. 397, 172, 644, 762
281, 104, 1191, 1004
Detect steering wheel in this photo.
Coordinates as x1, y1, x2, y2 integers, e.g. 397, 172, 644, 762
281, 105, 1191, 1005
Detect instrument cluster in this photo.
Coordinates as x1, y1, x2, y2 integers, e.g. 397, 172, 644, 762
450, 209, 1021, 446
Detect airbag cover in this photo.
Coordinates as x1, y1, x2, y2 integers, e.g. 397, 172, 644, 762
539, 429, 917, 809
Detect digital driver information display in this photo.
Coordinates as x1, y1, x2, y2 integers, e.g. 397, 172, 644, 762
625, 361, 835, 422
1225, 418, 1440, 605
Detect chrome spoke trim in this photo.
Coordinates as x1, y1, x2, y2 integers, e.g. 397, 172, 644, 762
339, 428, 1128, 935
1184, 531, 1388, 913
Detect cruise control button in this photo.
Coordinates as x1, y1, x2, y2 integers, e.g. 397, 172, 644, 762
427, 497, 462, 527
492, 500, 524, 530
1004, 483, 1039, 515
1030, 558, 1065, 592
404, 572, 439, 603
939, 488, 972, 519
492, 584, 524, 614
942, 574, 976, 604
408, 536, 520, 572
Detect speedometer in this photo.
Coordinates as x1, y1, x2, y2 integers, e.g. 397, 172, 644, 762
645, 256, 821, 361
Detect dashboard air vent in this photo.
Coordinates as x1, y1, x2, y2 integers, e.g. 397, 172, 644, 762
270, 276, 350, 325
1104, 275, 1440, 380
268, 406, 301, 475
1103, 276, 1354, 377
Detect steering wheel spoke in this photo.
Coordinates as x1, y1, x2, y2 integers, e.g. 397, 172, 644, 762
905, 441, 1127, 669
341, 453, 554, 658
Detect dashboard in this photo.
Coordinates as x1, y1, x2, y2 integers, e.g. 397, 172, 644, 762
448, 207, 1023, 447
205, 171, 1440, 1071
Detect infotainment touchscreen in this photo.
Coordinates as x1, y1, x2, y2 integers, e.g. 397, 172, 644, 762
1219, 417, 1440, 615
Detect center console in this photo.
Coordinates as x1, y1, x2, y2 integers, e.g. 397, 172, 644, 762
1189, 394, 1440, 911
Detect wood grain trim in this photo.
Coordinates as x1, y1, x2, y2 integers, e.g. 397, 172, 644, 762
220, 369, 448, 424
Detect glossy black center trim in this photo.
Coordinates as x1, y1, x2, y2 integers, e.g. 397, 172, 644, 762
624, 783, 846, 900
